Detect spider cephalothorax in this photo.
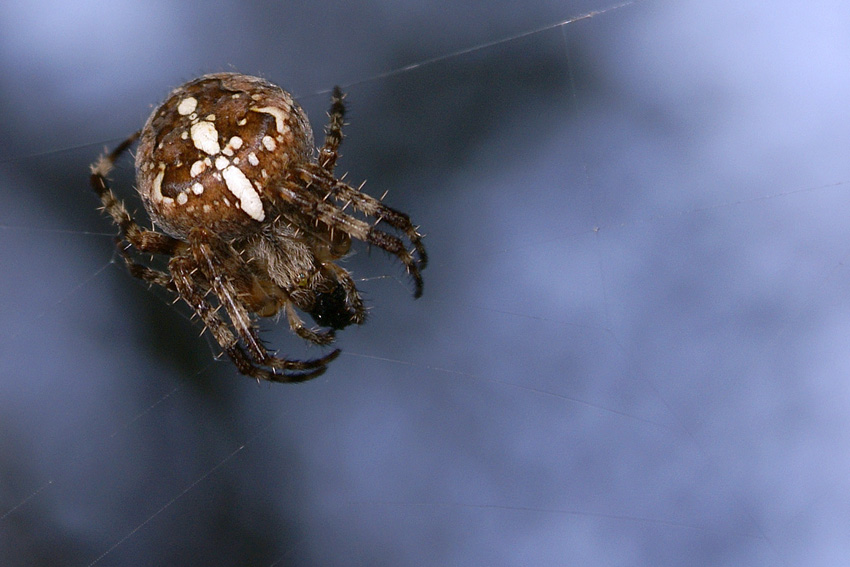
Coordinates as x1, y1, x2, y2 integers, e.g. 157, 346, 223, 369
90, 72, 426, 382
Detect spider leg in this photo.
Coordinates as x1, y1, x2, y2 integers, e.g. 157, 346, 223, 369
318, 86, 346, 174
170, 254, 336, 382
327, 177, 427, 269
114, 238, 175, 291
90, 131, 181, 256
189, 229, 340, 375
295, 164, 427, 270
280, 178, 426, 297
284, 302, 336, 345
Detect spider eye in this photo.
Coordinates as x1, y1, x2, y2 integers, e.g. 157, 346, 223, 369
309, 283, 358, 330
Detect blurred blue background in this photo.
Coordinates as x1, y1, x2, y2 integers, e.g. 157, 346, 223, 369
2, 1, 850, 565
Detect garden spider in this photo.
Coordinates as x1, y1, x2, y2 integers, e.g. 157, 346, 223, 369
90, 73, 426, 382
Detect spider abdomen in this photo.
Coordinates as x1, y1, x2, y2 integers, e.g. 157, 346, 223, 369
135, 73, 315, 240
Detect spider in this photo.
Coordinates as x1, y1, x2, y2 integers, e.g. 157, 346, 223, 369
89, 72, 427, 382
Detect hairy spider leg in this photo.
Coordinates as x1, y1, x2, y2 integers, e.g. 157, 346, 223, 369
288, 167, 426, 296
90, 132, 181, 257
318, 86, 346, 173
310, 87, 427, 271
114, 237, 175, 290
189, 228, 340, 371
171, 253, 338, 383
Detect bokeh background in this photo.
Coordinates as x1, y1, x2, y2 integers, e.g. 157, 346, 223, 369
3, 1, 850, 565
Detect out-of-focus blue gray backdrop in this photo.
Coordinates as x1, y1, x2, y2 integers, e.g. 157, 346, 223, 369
2, 1, 850, 565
